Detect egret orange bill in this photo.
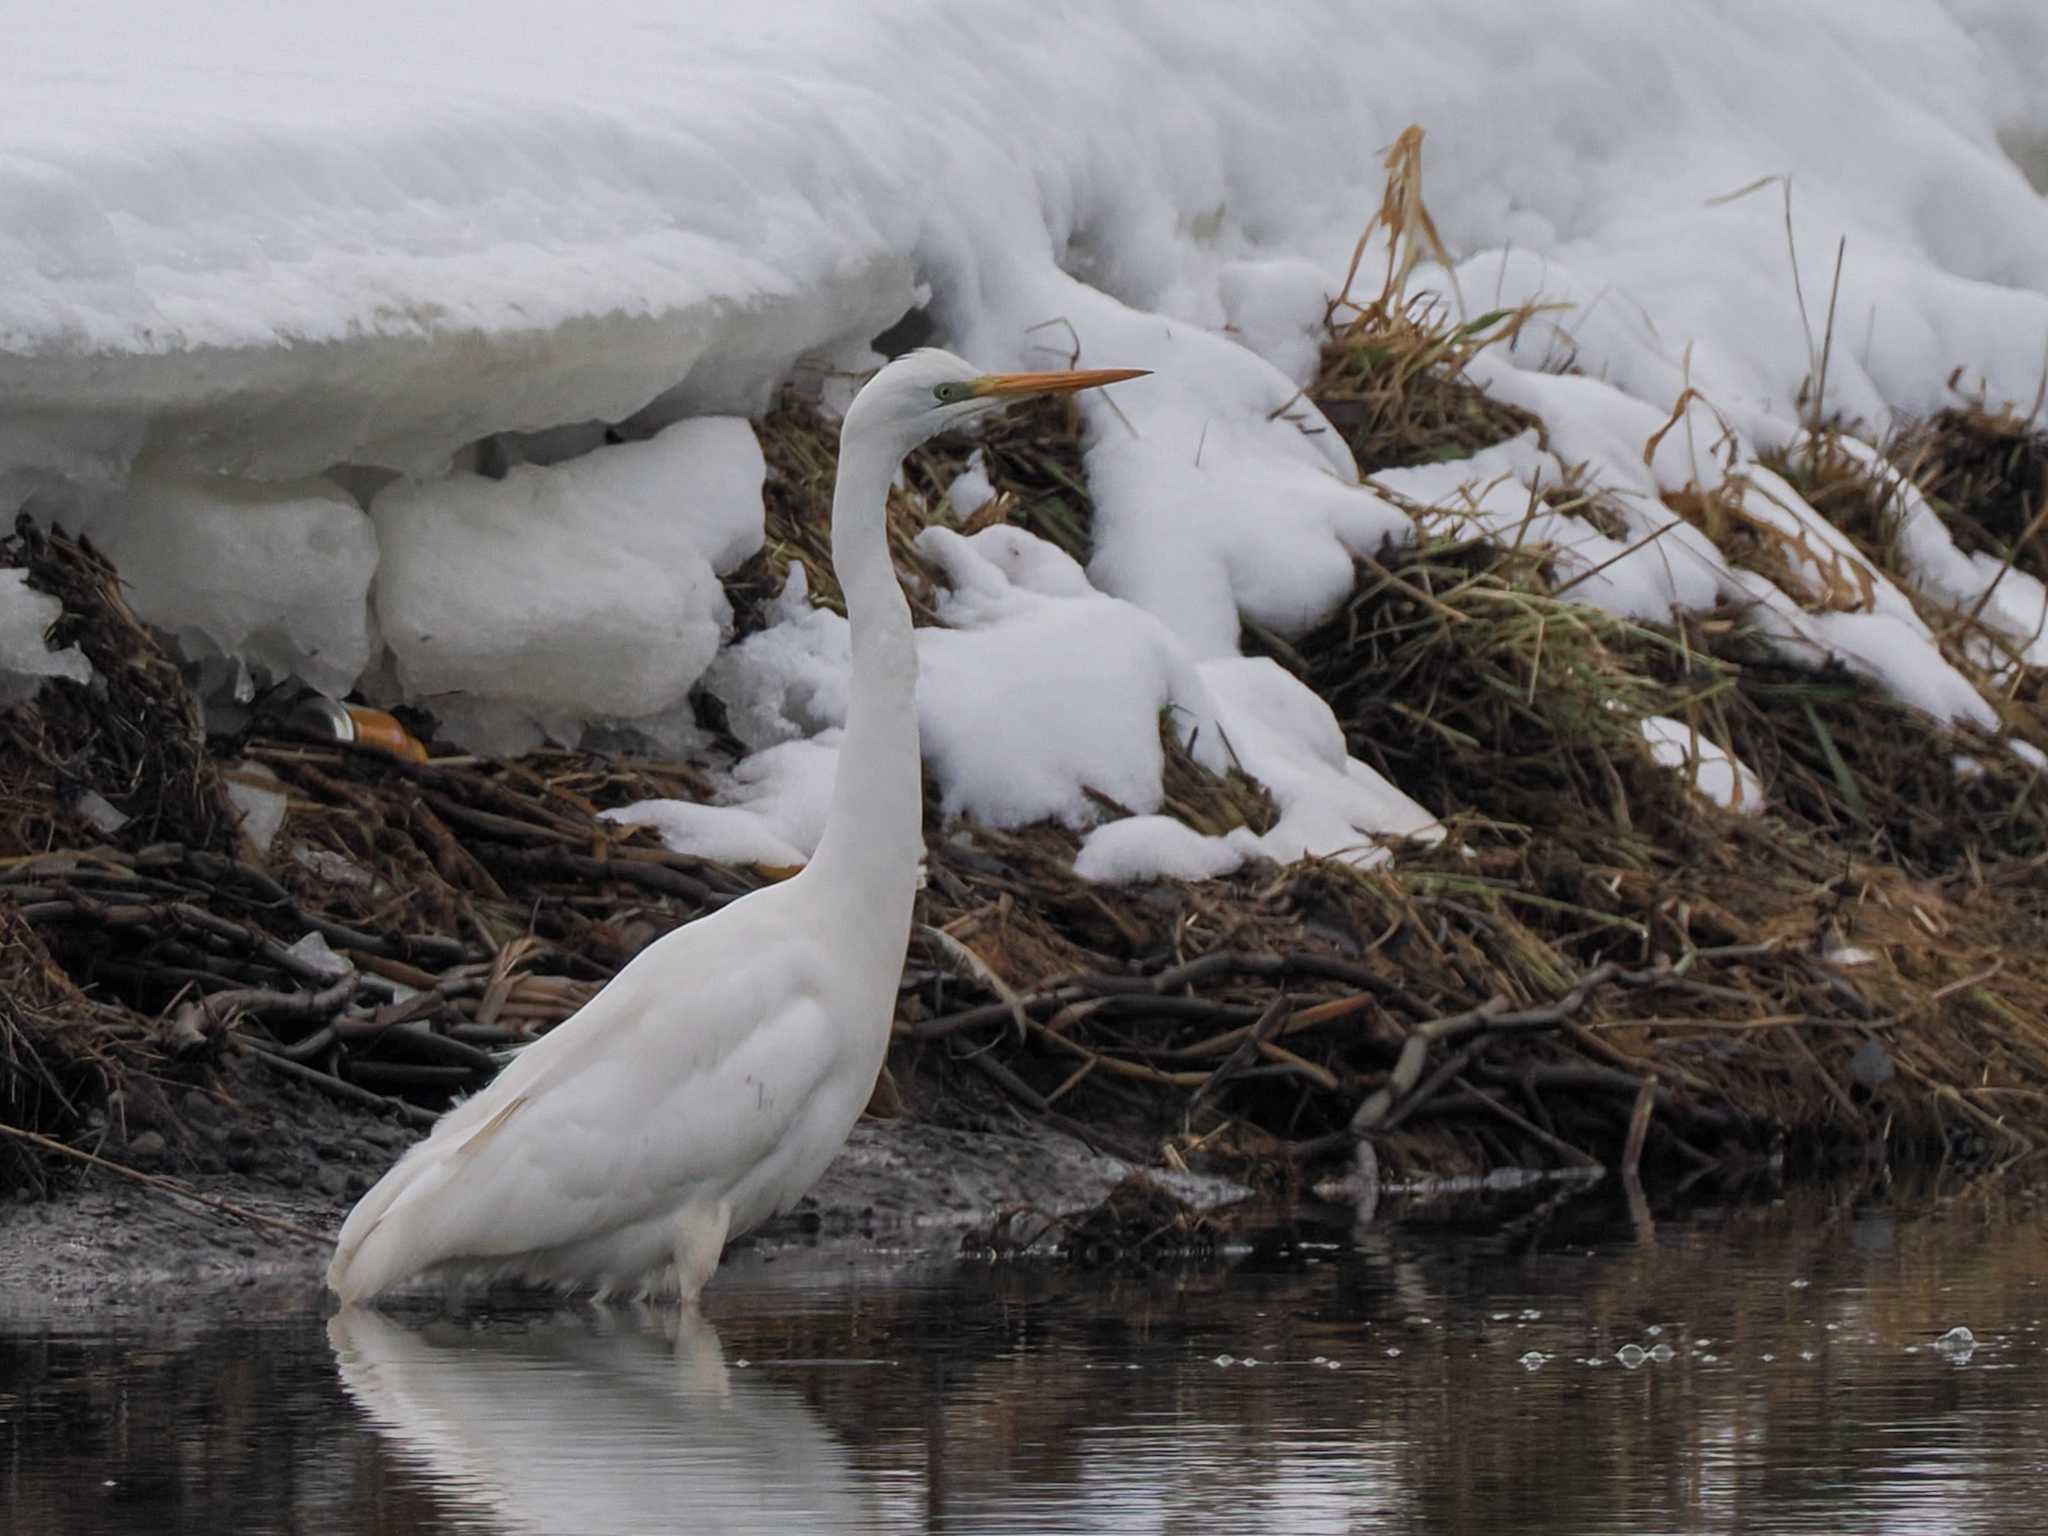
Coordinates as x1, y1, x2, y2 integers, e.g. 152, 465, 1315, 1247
970, 367, 1149, 397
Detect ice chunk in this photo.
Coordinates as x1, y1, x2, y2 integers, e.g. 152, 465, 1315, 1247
1074, 815, 1260, 884
293, 845, 385, 894
285, 930, 353, 981
1638, 716, 1765, 813
701, 565, 852, 752
72, 788, 129, 835
604, 735, 838, 869
944, 451, 997, 521
372, 417, 764, 748
62, 472, 377, 698
0, 568, 92, 703
914, 524, 1213, 829
1197, 656, 1442, 866
222, 762, 289, 858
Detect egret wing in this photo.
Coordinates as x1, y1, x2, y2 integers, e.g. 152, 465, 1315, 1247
331, 895, 838, 1293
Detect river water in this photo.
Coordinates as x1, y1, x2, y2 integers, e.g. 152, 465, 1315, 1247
3, 1179, 2043, 1533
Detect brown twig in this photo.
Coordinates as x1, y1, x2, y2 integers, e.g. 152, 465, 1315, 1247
0, 1119, 333, 1244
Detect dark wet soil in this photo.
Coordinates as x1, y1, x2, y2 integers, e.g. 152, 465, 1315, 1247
0, 1048, 1244, 1314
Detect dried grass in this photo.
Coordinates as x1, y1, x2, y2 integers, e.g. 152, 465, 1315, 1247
1893, 399, 2048, 580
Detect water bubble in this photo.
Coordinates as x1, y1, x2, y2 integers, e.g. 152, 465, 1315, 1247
1649, 1344, 1676, 1363
1826, 1322, 1842, 1331
1214, 1354, 1236, 1367
1492, 1312, 1512, 1322
1644, 1324, 1664, 1337
1407, 1316, 1432, 1328
1519, 1309, 1544, 1321
1385, 1346, 1403, 1358
1790, 1278, 1811, 1290
1700, 1353, 1720, 1364
1582, 1357, 1605, 1368
1518, 1351, 1547, 1371
1934, 1326, 1978, 1363
733, 1359, 751, 1369
1760, 1353, 1776, 1363
1310, 1354, 1328, 1364
1615, 1344, 1649, 1369
1798, 1349, 1816, 1361
1324, 1360, 1341, 1370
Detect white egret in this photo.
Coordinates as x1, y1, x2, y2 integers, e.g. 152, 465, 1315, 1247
327, 349, 1145, 1306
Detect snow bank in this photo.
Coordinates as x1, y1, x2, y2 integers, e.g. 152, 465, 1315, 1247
8, 0, 2048, 879
7, 2, 2044, 483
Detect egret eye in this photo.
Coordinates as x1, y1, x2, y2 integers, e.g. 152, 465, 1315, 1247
933, 381, 971, 404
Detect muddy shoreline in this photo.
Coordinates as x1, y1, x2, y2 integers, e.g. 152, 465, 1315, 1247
0, 1087, 1248, 1317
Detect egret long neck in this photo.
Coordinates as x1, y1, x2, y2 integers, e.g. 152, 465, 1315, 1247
805, 427, 923, 925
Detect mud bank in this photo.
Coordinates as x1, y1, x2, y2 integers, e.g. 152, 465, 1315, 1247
0, 1103, 1245, 1317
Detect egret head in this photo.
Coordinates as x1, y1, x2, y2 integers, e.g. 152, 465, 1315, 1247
845, 347, 1147, 454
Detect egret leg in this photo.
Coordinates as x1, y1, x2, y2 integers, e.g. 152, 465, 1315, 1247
672, 1200, 732, 1311
670, 1304, 732, 1396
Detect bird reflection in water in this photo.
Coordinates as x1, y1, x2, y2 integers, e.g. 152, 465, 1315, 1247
329, 1307, 875, 1534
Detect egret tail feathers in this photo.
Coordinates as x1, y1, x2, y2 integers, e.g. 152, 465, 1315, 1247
326, 1095, 528, 1301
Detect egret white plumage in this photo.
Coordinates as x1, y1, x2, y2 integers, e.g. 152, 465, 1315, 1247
327, 349, 1145, 1306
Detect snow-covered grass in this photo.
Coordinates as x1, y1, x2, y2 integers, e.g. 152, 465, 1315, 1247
5, 0, 2048, 885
